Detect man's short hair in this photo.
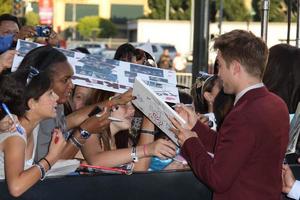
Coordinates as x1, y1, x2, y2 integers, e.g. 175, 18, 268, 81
213, 30, 269, 79
0, 13, 21, 29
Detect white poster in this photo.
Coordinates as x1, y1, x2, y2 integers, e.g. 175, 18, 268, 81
12, 40, 180, 103
132, 77, 186, 146
286, 102, 300, 154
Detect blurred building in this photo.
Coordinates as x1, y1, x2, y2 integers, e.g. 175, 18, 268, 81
25, 0, 150, 37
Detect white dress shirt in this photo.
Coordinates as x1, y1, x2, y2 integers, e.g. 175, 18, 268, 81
288, 180, 300, 200
234, 83, 264, 106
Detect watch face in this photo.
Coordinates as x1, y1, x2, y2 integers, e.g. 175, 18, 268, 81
80, 129, 91, 139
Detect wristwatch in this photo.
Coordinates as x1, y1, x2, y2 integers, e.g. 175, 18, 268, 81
79, 127, 91, 139
131, 146, 139, 162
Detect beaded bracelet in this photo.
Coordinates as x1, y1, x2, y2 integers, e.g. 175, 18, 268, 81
34, 162, 46, 180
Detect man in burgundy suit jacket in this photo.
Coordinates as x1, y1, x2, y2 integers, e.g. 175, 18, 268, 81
171, 30, 289, 200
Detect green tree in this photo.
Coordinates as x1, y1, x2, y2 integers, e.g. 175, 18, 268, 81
25, 11, 39, 26
284, 0, 298, 22
169, 0, 190, 20
77, 16, 100, 39
0, 0, 12, 15
284, 0, 298, 15
220, 0, 251, 21
146, 0, 191, 20
99, 18, 117, 38
147, 0, 165, 19
146, 0, 252, 21
252, 0, 286, 22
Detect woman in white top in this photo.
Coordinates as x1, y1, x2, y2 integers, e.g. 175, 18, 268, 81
0, 67, 66, 197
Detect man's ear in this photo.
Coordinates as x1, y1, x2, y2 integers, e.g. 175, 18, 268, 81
231, 60, 241, 76
27, 98, 37, 110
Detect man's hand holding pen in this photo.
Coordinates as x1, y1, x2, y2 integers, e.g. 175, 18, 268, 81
173, 104, 198, 130
169, 117, 198, 146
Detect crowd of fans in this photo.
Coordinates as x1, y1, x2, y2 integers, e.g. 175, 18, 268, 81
0, 13, 300, 199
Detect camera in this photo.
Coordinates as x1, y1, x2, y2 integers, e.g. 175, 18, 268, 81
35, 25, 51, 37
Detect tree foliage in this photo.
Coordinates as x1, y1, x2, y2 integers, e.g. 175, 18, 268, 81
146, 0, 190, 20
99, 18, 117, 38
169, 0, 190, 20
284, 0, 298, 14
220, 0, 251, 21
0, 0, 12, 15
77, 16, 100, 39
146, 0, 293, 22
252, 0, 286, 22
146, 0, 250, 21
147, 0, 167, 19
25, 11, 39, 26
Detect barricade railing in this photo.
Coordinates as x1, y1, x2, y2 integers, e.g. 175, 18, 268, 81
176, 72, 192, 89
0, 170, 212, 200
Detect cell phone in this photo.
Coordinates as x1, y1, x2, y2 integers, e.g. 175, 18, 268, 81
35, 25, 51, 37
88, 106, 102, 117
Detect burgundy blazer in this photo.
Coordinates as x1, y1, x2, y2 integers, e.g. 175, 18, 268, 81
181, 87, 289, 200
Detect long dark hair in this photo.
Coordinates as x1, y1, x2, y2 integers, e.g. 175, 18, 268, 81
89, 89, 133, 149
263, 44, 300, 113
213, 89, 235, 130
114, 43, 136, 62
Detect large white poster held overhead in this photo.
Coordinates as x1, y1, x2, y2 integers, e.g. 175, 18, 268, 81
12, 40, 180, 103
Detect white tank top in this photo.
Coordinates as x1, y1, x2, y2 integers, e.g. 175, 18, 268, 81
0, 125, 39, 179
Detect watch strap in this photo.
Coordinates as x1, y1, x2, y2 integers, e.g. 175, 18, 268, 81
130, 147, 139, 162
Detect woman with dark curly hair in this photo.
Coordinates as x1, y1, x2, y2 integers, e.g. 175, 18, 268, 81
0, 68, 65, 197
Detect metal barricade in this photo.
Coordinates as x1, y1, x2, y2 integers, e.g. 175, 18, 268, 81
176, 72, 193, 89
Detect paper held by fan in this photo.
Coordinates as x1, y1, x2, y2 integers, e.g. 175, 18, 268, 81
46, 159, 80, 177
286, 102, 300, 155
132, 77, 186, 146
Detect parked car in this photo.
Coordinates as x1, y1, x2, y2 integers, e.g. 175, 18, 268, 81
98, 48, 116, 59
81, 43, 108, 55
67, 42, 108, 55
131, 42, 177, 62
